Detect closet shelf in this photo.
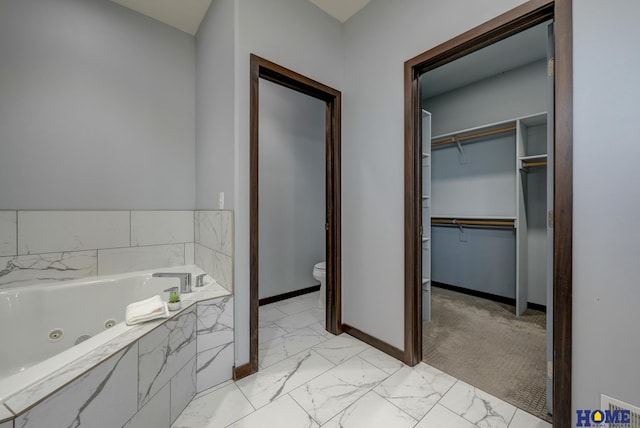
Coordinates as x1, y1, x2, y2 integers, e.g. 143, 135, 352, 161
431, 215, 516, 220
432, 125, 516, 148
519, 154, 547, 161
432, 217, 515, 228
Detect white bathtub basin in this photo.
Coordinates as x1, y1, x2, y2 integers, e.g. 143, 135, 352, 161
0, 265, 229, 404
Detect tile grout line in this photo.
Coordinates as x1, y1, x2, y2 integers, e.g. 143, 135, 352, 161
289, 353, 393, 426
286, 391, 324, 427
237, 348, 338, 410
258, 326, 333, 369
371, 389, 422, 426
15, 210, 18, 256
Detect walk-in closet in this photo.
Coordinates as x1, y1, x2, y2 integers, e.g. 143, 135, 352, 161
419, 22, 554, 422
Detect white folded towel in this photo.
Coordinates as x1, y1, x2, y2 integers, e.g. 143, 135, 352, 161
125, 295, 170, 326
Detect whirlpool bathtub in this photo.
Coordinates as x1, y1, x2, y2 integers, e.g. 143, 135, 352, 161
0, 265, 230, 407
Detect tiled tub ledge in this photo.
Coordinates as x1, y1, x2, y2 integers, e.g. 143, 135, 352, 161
1, 292, 234, 428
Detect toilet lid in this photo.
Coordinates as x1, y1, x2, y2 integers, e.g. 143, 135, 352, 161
314, 262, 326, 271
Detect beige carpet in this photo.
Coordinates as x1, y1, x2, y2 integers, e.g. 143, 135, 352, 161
423, 286, 552, 422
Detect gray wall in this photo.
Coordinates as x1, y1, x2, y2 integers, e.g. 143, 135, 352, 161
425, 59, 547, 136
342, 0, 530, 349
258, 80, 325, 300
432, 226, 517, 298
431, 134, 517, 218
0, 0, 196, 209
573, 0, 640, 415
195, 0, 235, 210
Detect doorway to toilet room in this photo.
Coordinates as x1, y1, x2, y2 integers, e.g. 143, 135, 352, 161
248, 55, 342, 378
256, 77, 327, 368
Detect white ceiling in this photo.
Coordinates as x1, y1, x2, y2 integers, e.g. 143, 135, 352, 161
111, 0, 370, 35
110, 0, 213, 35
421, 22, 550, 99
308, 0, 371, 23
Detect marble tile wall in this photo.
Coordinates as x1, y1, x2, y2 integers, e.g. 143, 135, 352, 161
196, 296, 234, 392
138, 306, 197, 407
0, 404, 13, 428
0, 210, 196, 289
14, 343, 140, 428
195, 210, 234, 291
3, 294, 234, 427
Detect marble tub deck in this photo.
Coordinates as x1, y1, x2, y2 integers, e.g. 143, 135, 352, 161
172, 292, 551, 428
0, 279, 231, 424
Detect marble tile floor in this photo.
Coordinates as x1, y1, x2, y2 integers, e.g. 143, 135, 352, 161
172, 292, 551, 428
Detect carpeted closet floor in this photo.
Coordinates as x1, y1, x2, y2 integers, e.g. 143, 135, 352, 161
422, 286, 552, 423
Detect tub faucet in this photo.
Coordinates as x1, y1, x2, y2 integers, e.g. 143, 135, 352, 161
152, 272, 192, 294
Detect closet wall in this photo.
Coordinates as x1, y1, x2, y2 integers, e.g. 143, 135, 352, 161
424, 58, 548, 306
427, 59, 547, 136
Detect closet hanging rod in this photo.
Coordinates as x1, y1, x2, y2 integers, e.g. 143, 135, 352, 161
522, 160, 548, 168
431, 218, 515, 228
431, 125, 516, 147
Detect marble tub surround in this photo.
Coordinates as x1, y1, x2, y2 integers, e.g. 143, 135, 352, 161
195, 210, 234, 291
0, 211, 17, 257
196, 296, 235, 392
14, 343, 139, 428
195, 210, 233, 256
1, 282, 233, 427
0, 403, 13, 426
17, 211, 130, 255
0, 210, 196, 289
138, 306, 197, 407
99, 243, 187, 276
131, 210, 194, 247
0, 250, 98, 288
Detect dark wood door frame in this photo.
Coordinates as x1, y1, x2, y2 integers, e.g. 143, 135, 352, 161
249, 54, 342, 376
404, 0, 572, 426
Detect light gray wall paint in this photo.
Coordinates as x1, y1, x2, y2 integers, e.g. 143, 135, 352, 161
431, 134, 517, 218
195, 0, 235, 210
573, 0, 640, 415
425, 59, 547, 137
258, 80, 325, 300
432, 226, 516, 298
231, 0, 344, 365
342, 0, 528, 349
0, 0, 196, 209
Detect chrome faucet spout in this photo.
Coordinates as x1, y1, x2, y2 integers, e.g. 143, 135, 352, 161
152, 272, 192, 294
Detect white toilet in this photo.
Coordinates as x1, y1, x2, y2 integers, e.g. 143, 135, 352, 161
312, 262, 326, 309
